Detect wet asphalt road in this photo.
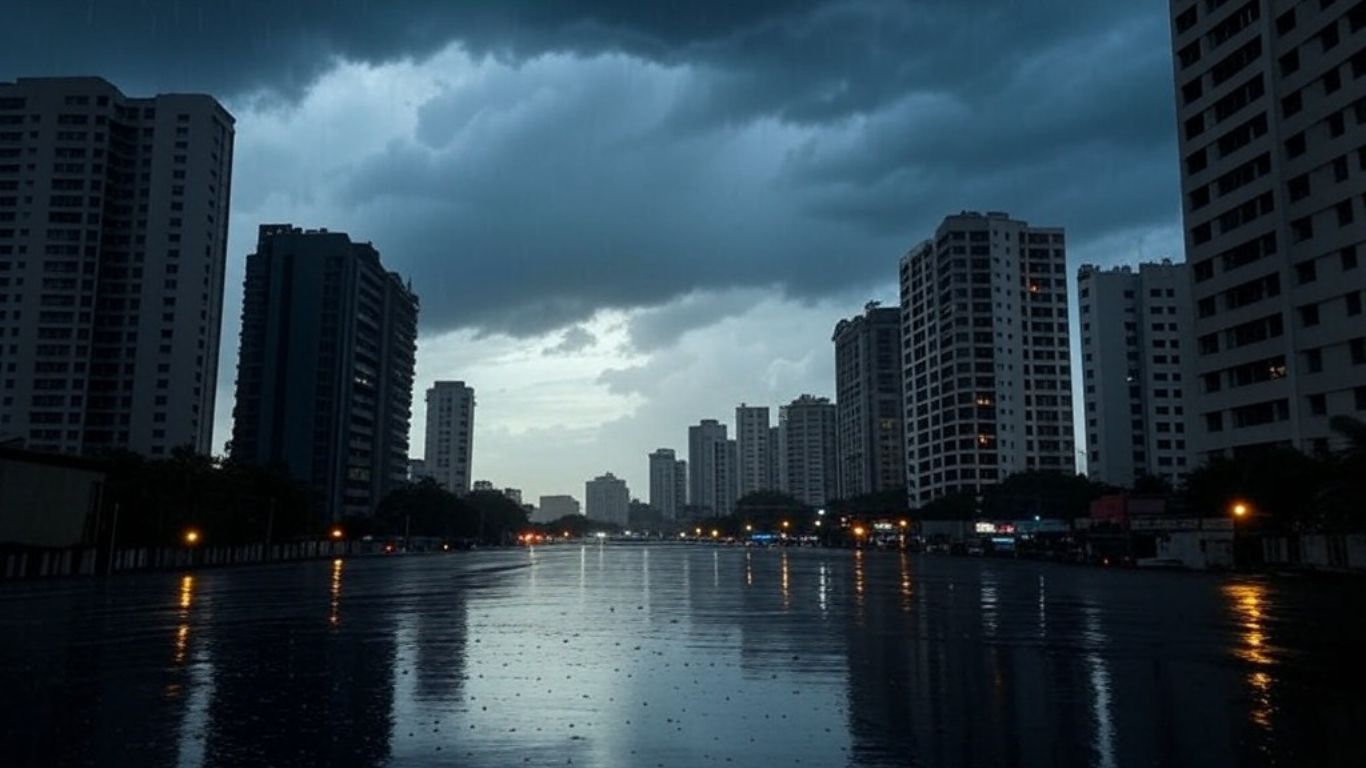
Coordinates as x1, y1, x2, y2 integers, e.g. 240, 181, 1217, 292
2, 544, 1365, 767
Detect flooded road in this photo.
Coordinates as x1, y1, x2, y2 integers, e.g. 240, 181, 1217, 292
2, 545, 1365, 767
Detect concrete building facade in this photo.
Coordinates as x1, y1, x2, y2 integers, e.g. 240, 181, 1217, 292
735, 404, 773, 498
714, 438, 739, 517
687, 418, 728, 516
0, 77, 234, 456
777, 394, 838, 508
537, 494, 580, 522
674, 459, 688, 515
832, 303, 905, 499
230, 225, 418, 522
1170, 0, 1366, 460
423, 380, 474, 495
1079, 261, 1196, 489
648, 448, 682, 519
585, 472, 629, 526
899, 212, 1075, 507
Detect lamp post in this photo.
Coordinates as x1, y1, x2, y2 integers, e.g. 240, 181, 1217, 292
1230, 500, 1251, 569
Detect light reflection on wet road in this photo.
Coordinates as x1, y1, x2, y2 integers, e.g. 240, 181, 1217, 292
2, 545, 1365, 767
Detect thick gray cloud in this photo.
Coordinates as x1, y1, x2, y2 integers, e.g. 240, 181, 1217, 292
5, 0, 1182, 342
543, 325, 598, 355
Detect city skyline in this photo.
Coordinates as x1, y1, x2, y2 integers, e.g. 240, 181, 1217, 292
3, 2, 1191, 504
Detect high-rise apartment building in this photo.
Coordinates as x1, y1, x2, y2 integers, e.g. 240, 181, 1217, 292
714, 438, 739, 516
1171, 0, 1366, 460
777, 394, 838, 508
585, 472, 629, 526
674, 459, 688, 514
735, 404, 773, 497
688, 418, 728, 515
423, 380, 474, 495
648, 447, 682, 519
1079, 261, 1195, 488
899, 212, 1075, 506
230, 225, 418, 522
0, 77, 234, 456
833, 303, 905, 498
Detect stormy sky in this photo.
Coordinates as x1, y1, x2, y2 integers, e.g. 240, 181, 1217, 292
3, 1, 1184, 504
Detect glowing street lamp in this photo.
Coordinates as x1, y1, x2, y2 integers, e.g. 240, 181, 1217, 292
183, 529, 201, 546
710, 529, 719, 538
898, 519, 909, 529
781, 520, 790, 530
330, 527, 344, 541
852, 525, 866, 538
1232, 501, 1250, 518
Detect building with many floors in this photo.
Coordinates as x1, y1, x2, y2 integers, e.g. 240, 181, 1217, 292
899, 212, 1075, 507
648, 447, 685, 519
833, 302, 905, 498
537, 494, 580, 523
1079, 261, 1196, 489
1170, 0, 1366, 460
423, 380, 474, 495
735, 404, 773, 497
777, 394, 837, 508
0, 77, 234, 456
688, 418, 729, 516
585, 472, 629, 526
230, 224, 417, 522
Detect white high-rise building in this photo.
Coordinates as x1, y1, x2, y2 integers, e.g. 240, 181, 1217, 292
735, 404, 773, 497
423, 381, 474, 495
687, 419, 727, 516
648, 448, 682, 519
1079, 261, 1195, 489
1170, 0, 1366, 460
585, 472, 629, 526
777, 395, 838, 508
900, 211, 1075, 507
0, 77, 234, 456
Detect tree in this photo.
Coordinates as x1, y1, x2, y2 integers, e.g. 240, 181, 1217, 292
1181, 448, 1329, 529
915, 492, 977, 520
734, 490, 813, 530
980, 471, 1110, 520
376, 479, 463, 538
627, 500, 666, 531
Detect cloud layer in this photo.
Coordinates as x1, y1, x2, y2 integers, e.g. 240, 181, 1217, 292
3, 1, 1186, 498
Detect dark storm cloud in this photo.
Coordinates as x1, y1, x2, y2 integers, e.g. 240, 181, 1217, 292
5, 1, 1182, 340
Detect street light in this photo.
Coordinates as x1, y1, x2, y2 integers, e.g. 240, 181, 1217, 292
330, 527, 344, 540
183, 529, 201, 546
1232, 501, 1249, 518
744, 524, 753, 532
781, 520, 790, 529
852, 525, 866, 537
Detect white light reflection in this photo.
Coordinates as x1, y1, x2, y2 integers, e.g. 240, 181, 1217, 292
780, 550, 790, 609
979, 571, 998, 638
818, 562, 828, 614
1083, 604, 1116, 768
